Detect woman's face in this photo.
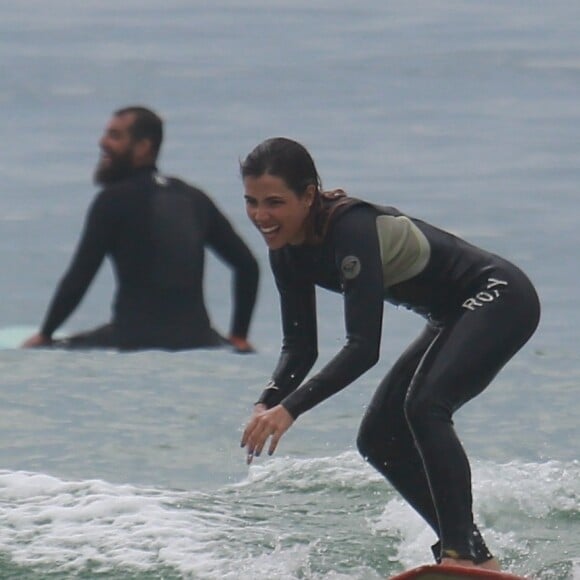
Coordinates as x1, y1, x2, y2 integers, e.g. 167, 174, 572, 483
244, 174, 315, 250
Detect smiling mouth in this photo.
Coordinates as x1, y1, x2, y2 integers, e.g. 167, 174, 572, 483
99, 149, 114, 162
259, 225, 279, 235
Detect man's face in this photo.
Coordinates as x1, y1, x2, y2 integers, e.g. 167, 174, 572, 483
94, 113, 138, 186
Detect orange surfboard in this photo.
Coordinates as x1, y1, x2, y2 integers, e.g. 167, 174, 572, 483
389, 564, 527, 580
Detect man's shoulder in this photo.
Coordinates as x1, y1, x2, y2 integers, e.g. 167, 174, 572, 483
94, 173, 218, 215
158, 174, 214, 203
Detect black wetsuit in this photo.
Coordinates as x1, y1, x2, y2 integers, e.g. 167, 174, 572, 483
257, 197, 540, 562
41, 166, 259, 351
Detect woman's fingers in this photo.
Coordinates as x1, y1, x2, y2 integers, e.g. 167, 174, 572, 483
241, 416, 269, 456
241, 405, 294, 464
268, 431, 282, 456
241, 416, 276, 460
240, 405, 267, 448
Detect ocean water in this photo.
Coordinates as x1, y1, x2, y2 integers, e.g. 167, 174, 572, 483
1, 1, 579, 578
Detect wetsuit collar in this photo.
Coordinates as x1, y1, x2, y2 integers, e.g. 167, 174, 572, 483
129, 164, 158, 178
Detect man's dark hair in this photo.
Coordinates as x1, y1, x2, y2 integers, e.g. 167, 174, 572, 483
115, 106, 164, 158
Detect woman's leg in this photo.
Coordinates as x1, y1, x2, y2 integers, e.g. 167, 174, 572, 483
404, 269, 540, 564
357, 325, 497, 564
357, 324, 442, 534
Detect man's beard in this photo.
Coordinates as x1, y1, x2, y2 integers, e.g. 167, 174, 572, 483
93, 150, 134, 186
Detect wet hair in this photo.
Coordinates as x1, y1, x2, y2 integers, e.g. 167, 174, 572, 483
241, 137, 349, 243
114, 106, 163, 158
240, 137, 322, 197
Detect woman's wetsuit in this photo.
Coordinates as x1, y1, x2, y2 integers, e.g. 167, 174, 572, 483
257, 197, 540, 563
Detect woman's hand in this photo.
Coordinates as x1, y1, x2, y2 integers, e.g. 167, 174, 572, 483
241, 404, 294, 464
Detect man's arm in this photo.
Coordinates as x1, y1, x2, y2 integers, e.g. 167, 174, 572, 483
206, 202, 260, 351
23, 193, 114, 346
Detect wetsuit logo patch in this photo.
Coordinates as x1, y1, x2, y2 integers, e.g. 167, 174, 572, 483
341, 255, 361, 280
154, 174, 169, 186
462, 277, 508, 311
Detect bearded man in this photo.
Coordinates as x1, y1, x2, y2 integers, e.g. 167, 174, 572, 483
23, 106, 259, 352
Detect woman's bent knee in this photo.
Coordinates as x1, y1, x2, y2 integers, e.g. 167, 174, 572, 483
357, 415, 416, 470
356, 417, 375, 461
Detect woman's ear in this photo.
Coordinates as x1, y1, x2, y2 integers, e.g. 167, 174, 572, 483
305, 184, 317, 208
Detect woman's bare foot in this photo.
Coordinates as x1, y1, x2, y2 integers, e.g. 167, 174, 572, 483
478, 558, 501, 571
440, 557, 502, 571
441, 558, 476, 568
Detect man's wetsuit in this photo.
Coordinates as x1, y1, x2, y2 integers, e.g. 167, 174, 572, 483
257, 197, 540, 563
41, 166, 259, 351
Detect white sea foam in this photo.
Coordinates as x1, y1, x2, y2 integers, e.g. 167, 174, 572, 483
238, 451, 381, 490
0, 455, 576, 578
0, 470, 245, 575
372, 458, 580, 576
0, 465, 383, 578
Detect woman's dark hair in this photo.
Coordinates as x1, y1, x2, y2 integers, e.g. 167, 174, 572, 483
115, 105, 164, 158
240, 137, 322, 197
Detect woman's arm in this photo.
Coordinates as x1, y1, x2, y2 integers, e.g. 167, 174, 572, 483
281, 206, 386, 418
255, 249, 319, 408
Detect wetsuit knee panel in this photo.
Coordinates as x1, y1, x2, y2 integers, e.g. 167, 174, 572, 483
357, 412, 418, 467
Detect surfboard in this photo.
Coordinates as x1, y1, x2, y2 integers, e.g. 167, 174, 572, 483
389, 564, 527, 580
0, 325, 37, 349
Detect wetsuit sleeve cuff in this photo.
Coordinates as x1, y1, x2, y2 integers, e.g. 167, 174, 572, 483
255, 380, 283, 408
280, 399, 301, 420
